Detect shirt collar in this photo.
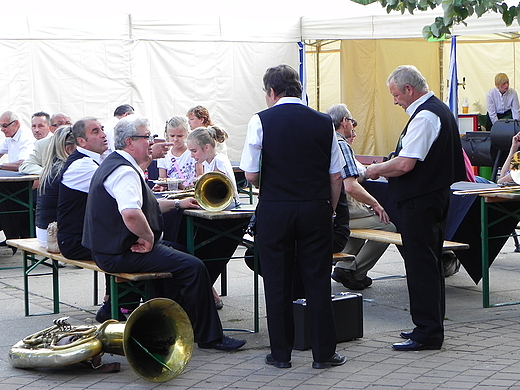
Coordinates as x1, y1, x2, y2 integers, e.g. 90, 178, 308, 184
116, 150, 145, 177
77, 146, 102, 164
406, 91, 434, 116
273, 96, 304, 107
11, 127, 22, 142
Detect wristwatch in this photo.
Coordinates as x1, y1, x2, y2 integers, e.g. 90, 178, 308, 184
174, 199, 181, 210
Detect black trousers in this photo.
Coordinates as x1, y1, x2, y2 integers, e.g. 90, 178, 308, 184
256, 199, 336, 362
92, 241, 223, 344
397, 188, 449, 347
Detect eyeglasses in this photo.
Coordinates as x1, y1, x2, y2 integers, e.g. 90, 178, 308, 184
132, 134, 157, 143
1, 120, 15, 129
345, 117, 358, 128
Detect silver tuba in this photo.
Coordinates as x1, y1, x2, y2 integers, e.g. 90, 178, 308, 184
194, 171, 235, 211
9, 298, 193, 383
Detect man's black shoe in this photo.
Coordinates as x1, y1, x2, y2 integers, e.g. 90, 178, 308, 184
361, 276, 372, 287
95, 301, 126, 323
400, 331, 413, 339
392, 339, 441, 351
198, 336, 246, 351
265, 353, 291, 368
312, 353, 347, 369
331, 267, 364, 290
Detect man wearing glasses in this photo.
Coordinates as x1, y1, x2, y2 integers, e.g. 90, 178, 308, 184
0, 111, 35, 245
83, 115, 247, 352
0, 111, 35, 172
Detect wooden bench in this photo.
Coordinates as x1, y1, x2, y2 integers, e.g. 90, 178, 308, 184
6, 238, 172, 318
349, 229, 469, 251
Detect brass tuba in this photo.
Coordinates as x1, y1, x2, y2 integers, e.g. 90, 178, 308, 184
194, 171, 234, 211
9, 298, 193, 383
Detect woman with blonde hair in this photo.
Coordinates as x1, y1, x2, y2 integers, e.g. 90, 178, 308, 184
36, 126, 76, 247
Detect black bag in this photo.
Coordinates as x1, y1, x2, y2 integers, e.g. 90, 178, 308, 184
460, 131, 496, 167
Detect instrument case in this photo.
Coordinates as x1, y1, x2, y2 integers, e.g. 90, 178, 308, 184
293, 292, 363, 351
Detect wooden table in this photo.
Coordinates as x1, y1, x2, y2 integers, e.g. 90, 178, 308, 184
183, 206, 259, 332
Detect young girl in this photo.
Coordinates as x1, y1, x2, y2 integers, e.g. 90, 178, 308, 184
156, 116, 197, 188
186, 105, 229, 157
187, 126, 240, 209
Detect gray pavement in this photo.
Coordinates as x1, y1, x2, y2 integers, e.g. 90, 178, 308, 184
2, 235, 520, 389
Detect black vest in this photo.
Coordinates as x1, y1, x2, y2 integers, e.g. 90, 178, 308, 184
258, 103, 333, 201
57, 150, 92, 237
388, 95, 466, 202
82, 152, 163, 255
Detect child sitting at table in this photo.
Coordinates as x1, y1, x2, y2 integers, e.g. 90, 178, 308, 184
187, 126, 241, 209
156, 116, 197, 188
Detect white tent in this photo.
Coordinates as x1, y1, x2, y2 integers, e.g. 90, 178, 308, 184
1, 1, 519, 159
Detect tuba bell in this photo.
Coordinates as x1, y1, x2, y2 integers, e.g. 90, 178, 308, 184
194, 171, 234, 211
8, 298, 193, 383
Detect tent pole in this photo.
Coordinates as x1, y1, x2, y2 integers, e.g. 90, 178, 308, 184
439, 41, 444, 102
316, 40, 321, 111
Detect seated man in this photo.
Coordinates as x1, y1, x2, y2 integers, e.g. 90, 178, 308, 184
0, 111, 35, 247
83, 115, 245, 352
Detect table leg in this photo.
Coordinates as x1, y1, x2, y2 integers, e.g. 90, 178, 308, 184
481, 198, 490, 308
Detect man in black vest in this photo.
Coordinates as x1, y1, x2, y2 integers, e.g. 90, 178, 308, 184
240, 64, 346, 369
82, 115, 246, 352
366, 65, 466, 351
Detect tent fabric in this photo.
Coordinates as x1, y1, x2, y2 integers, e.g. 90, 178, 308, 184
1, 8, 520, 161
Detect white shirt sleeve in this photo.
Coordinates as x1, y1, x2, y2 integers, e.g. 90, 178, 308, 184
62, 158, 99, 193
104, 165, 143, 212
239, 114, 263, 173
399, 111, 441, 161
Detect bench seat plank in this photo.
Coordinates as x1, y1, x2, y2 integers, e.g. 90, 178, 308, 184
349, 229, 469, 251
7, 238, 172, 281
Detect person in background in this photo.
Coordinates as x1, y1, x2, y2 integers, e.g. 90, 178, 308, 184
366, 65, 466, 351
326, 104, 396, 290
104, 104, 135, 156
20, 112, 62, 176
497, 131, 520, 184
485, 72, 520, 131
36, 126, 76, 248
187, 126, 240, 208
186, 125, 241, 310
156, 116, 196, 188
187, 105, 229, 158
50, 113, 72, 130
30, 112, 52, 141
0, 111, 35, 249
240, 64, 346, 370
82, 115, 246, 352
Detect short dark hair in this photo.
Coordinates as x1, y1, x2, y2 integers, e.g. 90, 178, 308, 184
113, 104, 134, 117
32, 111, 51, 125
263, 64, 302, 99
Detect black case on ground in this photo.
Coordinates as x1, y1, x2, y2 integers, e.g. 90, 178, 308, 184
293, 292, 363, 351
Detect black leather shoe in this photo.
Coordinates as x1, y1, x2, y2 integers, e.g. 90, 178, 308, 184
265, 353, 291, 368
400, 331, 413, 339
392, 339, 441, 351
361, 276, 372, 287
198, 336, 246, 351
331, 268, 364, 290
312, 353, 347, 369
95, 301, 126, 323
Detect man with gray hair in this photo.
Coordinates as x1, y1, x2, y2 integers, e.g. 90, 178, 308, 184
326, 103, 395, 291
366, 65, 466, 351
83, 115, 246, 352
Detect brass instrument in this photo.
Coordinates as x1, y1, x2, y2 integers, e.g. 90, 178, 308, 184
9, 298, 193, 383
194, 171, 234, 211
